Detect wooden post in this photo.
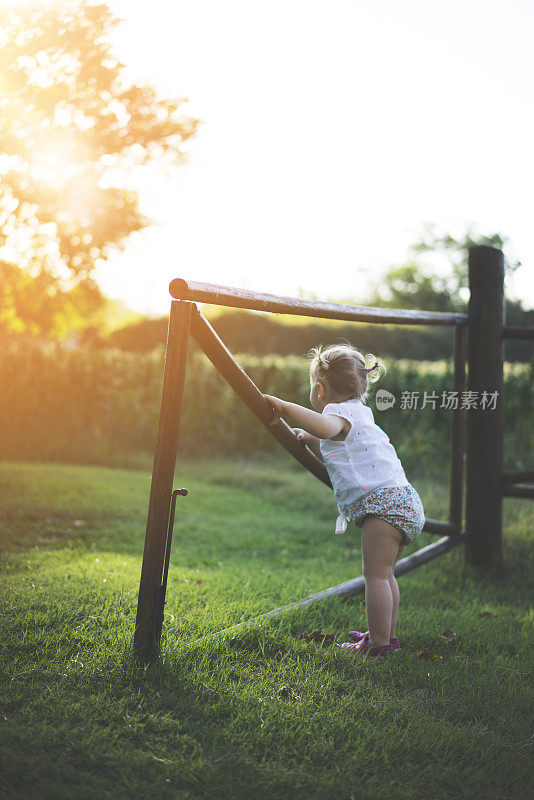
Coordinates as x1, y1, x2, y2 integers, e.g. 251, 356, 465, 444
449, 323, 467, 535
465, 246, 505, 571
133, 300, 192, 662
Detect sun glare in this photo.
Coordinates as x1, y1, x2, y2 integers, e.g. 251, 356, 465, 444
30, 129, 83, 180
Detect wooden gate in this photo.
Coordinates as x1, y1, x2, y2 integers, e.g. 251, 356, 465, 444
133, 245, 534, 661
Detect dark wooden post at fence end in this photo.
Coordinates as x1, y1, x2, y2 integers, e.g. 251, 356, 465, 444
465, 245, 505, 572
133, 300, 192, 663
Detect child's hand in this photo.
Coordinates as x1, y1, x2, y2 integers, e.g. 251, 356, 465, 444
264, 394, 286, 426
293, 428, 312, 444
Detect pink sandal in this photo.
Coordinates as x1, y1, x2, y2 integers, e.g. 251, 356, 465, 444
340, 633, 395, 657
349, 630, 402, 650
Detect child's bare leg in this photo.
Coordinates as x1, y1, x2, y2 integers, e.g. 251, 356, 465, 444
361, 518, 403, 648
388, 542, 406, 639
388, 572, 400, 640
364, 577, 393, 647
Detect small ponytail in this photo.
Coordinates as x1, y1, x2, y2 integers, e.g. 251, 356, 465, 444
363, 353, 387, 386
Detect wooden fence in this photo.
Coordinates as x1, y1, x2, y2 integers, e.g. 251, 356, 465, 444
133, 245, 534, 661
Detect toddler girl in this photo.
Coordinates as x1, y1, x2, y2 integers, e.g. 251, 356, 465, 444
264, 343, 425, 658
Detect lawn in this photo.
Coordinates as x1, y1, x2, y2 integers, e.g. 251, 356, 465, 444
0, 457, 532, 799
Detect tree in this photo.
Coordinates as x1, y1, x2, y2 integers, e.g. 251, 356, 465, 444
0, 1, 199, 336
367, 223, 523, 312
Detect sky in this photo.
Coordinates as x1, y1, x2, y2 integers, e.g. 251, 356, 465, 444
93, 0, 534, 316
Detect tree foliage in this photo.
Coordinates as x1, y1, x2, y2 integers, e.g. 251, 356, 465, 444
0, 0, 198, 335
367, 223, 523, 312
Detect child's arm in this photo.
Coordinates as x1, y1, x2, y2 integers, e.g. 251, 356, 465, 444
264, 394, 347, 440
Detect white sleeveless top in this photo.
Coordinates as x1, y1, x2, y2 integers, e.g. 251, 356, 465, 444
319, 399, 409, 534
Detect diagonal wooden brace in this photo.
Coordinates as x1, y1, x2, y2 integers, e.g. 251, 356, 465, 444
190, 305, 332, 489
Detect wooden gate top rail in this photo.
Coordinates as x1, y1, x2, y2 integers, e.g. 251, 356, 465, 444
170, 279, 468, 327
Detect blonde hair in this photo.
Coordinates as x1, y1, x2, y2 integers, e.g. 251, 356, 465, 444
309, 341, 386, 403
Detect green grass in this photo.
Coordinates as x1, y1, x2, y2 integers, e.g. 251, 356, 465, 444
0, 458, 532, 800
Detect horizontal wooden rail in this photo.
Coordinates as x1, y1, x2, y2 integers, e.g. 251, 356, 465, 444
190, 305, 332, 488
422, 519, 460, 537
502, 325, 534, 340
502, 469, 534, 484
502, 484, 534, 499
183, 532, 466, 645
170, 278, 468, 327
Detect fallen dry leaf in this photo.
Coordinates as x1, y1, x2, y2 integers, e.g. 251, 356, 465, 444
418, 647, 443, 661
298, 630, 336, 648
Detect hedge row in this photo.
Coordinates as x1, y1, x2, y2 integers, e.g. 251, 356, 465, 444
0, 341, 531, 479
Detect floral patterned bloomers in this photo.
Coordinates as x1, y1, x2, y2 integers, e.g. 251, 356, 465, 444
346, 484, 425, 546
